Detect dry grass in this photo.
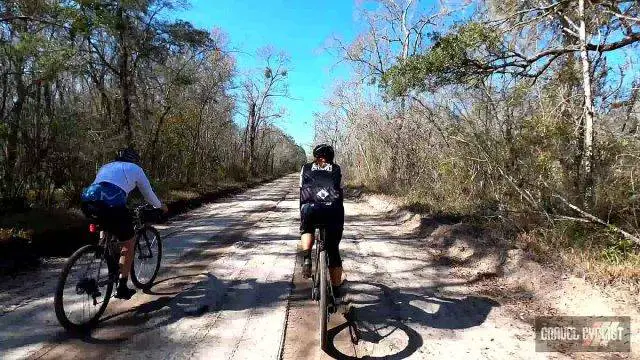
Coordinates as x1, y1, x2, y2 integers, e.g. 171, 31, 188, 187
0, 209, 84, 241
559, 249, 640, 288
396, 188, 640, 296
0, 178, 277, 253
160, 180, 264, 204
516, 225, 640, 293
0, 228, 30, 243
166, 189, 202, 202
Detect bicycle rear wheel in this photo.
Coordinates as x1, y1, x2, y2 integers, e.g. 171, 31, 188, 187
54, 245, 115, 332
319, 249, 328, 350
130, 225, 162, 290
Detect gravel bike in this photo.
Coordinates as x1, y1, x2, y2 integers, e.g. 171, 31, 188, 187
310, 225, 339, 350
54, 205, 163, 332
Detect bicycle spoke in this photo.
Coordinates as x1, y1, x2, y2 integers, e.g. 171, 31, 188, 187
132, 227, 161, 287
62, 251, 109, 326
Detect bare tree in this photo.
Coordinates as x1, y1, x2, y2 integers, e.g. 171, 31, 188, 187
0, 2, 305, 209
240, 47, 290, 175
332, 0, 461, 82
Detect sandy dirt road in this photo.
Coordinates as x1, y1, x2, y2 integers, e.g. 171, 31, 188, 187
0, 175, 634, 359
282, 195, 567, 360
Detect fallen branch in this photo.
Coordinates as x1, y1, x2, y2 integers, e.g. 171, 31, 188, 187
553, 215, 591, 223
553, 194, 640, 246
496, 167, 554, 224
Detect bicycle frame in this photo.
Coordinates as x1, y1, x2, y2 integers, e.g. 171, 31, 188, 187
55, 206, 162, 332
313, 227, 336, 300
93, 205, 155, 265
312, 226, 337, 351
95, 231, 121, 287
132, 207, 158, 260
312, 228, 324, 297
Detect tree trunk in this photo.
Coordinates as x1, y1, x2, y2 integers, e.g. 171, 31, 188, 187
0, 70, 8, 119
392, 1, 413, 189
188, 101, 208, 184
118, 6, 134, 146
4, 64, 26, 198
246, 102, 257, 175
248, 128, 256, 175
148, 106, 171, 174
579, 0, 595, 204
241, 125, 248, 167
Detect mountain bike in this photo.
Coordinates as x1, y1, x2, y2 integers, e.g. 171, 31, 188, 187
310, 225, 338, 351
54, 205, 163, 332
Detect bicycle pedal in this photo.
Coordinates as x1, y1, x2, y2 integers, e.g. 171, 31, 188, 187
328, 303, 338, 314
114, 287, 136, 300
92, 292, 102, 306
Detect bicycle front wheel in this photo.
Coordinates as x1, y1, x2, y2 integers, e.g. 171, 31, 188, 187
131, 226, 162, 290
54, 245, 115, 333
319, 249, 328, 350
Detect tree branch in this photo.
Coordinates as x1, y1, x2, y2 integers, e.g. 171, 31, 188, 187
554, 194, 640, 245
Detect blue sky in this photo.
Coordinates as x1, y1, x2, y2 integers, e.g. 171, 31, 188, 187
176, 0, 360, 150
175, 1, 640, 151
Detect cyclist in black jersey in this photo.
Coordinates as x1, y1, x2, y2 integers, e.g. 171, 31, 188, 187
299, 144, 345, 296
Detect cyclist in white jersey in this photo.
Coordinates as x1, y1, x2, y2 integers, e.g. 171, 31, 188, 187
81, 147, 168, 299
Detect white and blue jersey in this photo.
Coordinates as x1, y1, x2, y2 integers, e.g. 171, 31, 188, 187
81, 161, 162, 208
82, 182, 127, 207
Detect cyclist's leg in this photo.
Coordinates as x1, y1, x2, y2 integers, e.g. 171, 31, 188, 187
326, 227, 343, 287
300, 232, 314, 256
327, 206, 345, 288
300, 204, 315, 277
103, 207, 137, 299
300, 203, 316, 246
119, 236, 135, 277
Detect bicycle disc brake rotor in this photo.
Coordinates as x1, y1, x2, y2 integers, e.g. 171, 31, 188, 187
75, 278, 98, 296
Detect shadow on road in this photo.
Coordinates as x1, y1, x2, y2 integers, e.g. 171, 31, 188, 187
82, 271, 290, 340
325, 281, 500, 359
0, 178, 299, 360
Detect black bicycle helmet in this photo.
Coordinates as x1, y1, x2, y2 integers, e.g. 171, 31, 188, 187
115, 147, 141, 164
312, 144, 335, 163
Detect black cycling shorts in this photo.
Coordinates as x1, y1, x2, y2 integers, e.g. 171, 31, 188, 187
81, 202, 135, 241
300, 203, 344, 268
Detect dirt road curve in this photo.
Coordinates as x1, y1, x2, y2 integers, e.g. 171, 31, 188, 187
0, 175, 634, 359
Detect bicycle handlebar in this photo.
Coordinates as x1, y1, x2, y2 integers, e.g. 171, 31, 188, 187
133, 205, 166, 224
